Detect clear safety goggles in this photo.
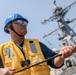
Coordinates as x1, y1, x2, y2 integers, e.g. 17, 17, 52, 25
13, 20, 28, 26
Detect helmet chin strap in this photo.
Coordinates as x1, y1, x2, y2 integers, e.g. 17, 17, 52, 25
10, 24, 24, 37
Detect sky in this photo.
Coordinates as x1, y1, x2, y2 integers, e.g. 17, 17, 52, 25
0, 0, 76, 50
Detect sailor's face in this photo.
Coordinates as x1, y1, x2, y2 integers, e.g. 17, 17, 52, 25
12, 20, 28, 35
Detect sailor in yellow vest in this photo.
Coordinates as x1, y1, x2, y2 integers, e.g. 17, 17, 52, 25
0, 13, 76, 75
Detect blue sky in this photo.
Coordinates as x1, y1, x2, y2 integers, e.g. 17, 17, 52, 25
0, 0, 76, 49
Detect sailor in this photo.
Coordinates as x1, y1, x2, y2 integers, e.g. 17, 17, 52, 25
0, 13, 75, 75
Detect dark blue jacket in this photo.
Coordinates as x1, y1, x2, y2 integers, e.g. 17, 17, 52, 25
39, 42, 63, 68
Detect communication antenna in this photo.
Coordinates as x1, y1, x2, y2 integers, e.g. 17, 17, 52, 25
41, 1, 76, 74
42, 0, 76, 47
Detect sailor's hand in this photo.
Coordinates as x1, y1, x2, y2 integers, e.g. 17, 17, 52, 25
0, 68, 16, 75
59, 46, 75, 59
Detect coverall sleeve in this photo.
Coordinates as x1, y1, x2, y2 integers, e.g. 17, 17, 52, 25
39, 42, 63, 68
0, 45, 4, 68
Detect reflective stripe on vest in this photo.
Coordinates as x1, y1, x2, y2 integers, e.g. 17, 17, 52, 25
29, 41, 37, 53
4, 48, 14, 59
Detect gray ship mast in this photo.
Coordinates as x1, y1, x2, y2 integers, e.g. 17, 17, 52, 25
42, 0, 76, 47
41, 1, 76, 74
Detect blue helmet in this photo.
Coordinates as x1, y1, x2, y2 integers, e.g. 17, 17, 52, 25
4, 13, 29, 33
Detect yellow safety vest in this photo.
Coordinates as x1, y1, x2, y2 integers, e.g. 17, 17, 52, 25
0, 39, 50, 75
